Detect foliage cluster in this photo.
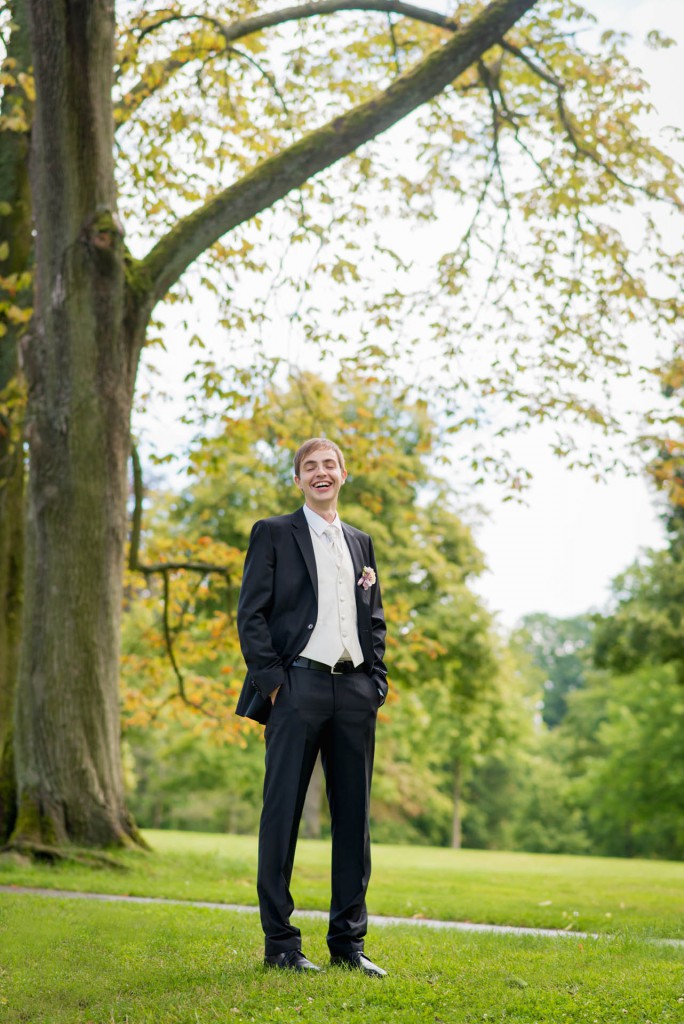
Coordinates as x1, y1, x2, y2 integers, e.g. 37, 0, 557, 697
122, 369, 513, 846
121, 372, 684, 860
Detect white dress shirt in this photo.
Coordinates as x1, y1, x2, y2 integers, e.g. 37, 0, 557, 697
299, 504, 364, 667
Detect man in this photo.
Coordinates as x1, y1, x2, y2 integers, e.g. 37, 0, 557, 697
236, 437, 388, 976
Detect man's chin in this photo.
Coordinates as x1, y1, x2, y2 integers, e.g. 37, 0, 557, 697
306, 493, 337, 511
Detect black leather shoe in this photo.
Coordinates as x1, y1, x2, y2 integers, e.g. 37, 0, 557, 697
330, 951, 387, 977
264, 949, 321, 972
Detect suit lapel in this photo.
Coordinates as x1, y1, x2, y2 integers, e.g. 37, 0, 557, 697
293, 512, 365, 610
341, 522, 363, 581
292, 507, 318, 600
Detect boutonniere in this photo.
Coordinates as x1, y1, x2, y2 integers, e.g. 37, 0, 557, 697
357, 566, 376, 590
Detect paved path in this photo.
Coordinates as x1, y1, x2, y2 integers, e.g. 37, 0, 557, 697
0, 884, 600, 941
3, 885, 682, 947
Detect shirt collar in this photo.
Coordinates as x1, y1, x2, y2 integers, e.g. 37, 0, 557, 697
302, 504, 342, 537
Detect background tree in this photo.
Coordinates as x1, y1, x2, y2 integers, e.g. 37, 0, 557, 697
123, 369, 684, 858
547, 663, 684, 859
592, 427, 684, 679
592, 550, 684, 679
1, 0, 683, 852
507, 512, 684, 857
514, 613, 593, 727
122, 370, 509, 845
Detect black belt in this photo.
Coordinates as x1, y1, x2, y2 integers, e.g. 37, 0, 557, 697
292, 656, 357, 675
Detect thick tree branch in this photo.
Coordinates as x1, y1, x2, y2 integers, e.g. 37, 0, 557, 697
138, 0, 538, 305
115, 0, 459, 126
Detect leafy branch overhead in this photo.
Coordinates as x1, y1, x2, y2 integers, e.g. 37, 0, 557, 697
114, 0, 461, 122
132, 0, 539, 303
111, 0, 684, 470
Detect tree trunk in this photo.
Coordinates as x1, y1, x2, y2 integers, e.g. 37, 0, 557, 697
0, 0, 32, 843
10, 0, 145, 849
451, 759, 462, 849
302, 755, 324, 839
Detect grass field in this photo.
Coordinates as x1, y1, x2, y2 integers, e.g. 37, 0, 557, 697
1, 832, 683, 1023
1, 893, 683, 1024
2, 830, 684, 938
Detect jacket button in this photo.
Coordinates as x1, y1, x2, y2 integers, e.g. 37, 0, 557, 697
307, 623, 314, 629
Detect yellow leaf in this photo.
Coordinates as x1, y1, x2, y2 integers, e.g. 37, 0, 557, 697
18, 72, 35, 102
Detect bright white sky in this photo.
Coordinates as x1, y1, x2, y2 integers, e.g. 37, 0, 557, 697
471, 0, 683, 626
137, 0, 684, 630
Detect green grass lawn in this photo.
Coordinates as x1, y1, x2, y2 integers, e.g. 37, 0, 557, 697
2, 830, 684, 939
1, 893, 683, 1024
2, 832, 683, 1023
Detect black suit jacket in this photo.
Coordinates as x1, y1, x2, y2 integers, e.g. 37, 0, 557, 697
235, 507, 388, 724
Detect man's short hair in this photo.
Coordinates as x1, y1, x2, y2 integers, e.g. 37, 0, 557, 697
294, 438, 346, 477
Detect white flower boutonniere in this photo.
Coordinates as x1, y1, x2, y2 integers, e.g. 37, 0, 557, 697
357, 566, 376, 591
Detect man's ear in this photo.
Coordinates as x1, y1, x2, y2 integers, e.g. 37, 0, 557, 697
294, 475, 303, 492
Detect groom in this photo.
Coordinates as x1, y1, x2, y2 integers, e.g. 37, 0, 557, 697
236, 437, 388, 976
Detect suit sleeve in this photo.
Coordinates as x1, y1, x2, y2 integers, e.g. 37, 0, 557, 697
236, 520, 286, 699
367, 536, 389, 706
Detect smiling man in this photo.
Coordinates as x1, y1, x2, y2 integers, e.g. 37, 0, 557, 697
236, 437, 388, 975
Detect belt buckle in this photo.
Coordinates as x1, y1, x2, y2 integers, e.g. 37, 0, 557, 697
331, 663, 343, 675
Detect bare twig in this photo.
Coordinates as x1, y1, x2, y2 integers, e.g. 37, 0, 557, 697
115, 0, 459, 124
500, 38, 562, 88
472, 57, 512, 316
502, 37, 678, 206
159, 570, 220, 718
387, 13, 402, 75
225, 44, 292, 120
128, 445, 229, 719
555, 90, 671, 204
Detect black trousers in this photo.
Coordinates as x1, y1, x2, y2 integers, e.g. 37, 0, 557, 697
257, 665, 378, 956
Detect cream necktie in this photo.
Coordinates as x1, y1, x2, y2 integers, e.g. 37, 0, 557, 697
324, 526, 343, 567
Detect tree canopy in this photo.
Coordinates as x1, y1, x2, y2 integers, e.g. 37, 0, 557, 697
123, 370, 530, 846
1, 0, 683, 852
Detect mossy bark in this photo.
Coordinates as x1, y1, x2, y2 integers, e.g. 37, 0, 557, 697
11, 0, 147, 850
